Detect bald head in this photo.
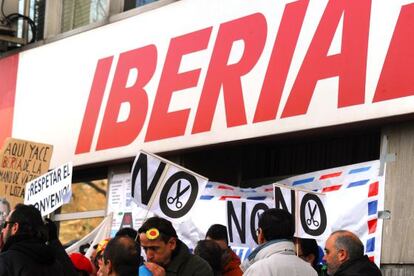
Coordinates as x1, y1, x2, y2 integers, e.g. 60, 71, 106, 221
331, 230, 364, 261
323, 230, 365, 275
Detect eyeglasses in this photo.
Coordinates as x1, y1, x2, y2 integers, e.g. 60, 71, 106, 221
2, 221, 15, 229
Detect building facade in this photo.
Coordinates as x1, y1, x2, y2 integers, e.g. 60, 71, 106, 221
0, 0, 414, 273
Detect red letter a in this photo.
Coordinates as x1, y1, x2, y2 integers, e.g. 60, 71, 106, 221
282, 0, 371, 118
373, 4, 414, 102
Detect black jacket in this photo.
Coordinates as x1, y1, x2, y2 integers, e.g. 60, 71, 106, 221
48, 239, 78, 276
0, 234, 65, 276
165, 240, 213, 276
334, 255, 382, 276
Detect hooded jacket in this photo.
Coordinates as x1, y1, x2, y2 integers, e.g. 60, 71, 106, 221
241, 239, 317, 276
334, 255, 382, 276
0, 234, 65, 276
165, 239, 213, 276
222, 248, 242, 276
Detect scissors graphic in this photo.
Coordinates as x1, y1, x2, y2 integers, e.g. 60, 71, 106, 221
306, 202, 320, 227
167, 180, 190, 209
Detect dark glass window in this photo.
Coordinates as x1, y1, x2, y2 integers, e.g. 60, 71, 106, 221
123, 0, 158, 12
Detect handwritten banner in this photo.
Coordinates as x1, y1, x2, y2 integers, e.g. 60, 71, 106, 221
0, 138, 53, 209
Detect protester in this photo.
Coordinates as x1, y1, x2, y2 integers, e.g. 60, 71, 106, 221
115, 227, 143, 266
0, 198, 10, 228
115, 227, 138, 240
294, 237, 326, 275
241, 208, 317, 275
205, 224, 242, 276
194, 240, 223, 276
0, 204, 66, 275
138, 216, 213, 276
0, 197, 10, 250
99, 235, 142, 276
70, 252, 95, 276
323, 230, 382, 276
45, 218, 79, 276
91, 238, 110, 276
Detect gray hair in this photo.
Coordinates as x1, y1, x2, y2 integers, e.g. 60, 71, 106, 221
332, 230, 364, 261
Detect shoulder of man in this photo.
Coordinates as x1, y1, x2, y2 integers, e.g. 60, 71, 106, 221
243, 254, 318, 276
181, 254, 214, 276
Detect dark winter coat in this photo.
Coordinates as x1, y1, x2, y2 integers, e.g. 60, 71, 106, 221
0, 234, 65, 276
334, 255, 382, 276
165, 240, 214, 276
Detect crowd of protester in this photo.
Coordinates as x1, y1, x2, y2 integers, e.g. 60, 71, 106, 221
0, 203, 382, 276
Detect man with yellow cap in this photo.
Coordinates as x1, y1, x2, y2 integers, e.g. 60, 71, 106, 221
138, 216, 213, 276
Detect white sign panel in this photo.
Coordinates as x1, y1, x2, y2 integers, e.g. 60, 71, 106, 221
131, 151, 208, 221
226, 199, 274, 250
24, 162, 72, 216
274, 184, 329, 240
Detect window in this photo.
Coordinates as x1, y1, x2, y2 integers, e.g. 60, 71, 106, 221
123, 0, 159, 11
61, 0, 108, 33
31, 0, 45, 41
57, 179, 108, 245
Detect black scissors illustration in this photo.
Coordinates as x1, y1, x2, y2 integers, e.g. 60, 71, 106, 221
306, 202, 320, 227
167, 180, 190, 208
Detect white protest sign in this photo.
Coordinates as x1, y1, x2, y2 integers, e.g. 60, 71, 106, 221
24, 162, 72, 216
274, 184, 329, 240
131, 151, 208, 221
226, 199, 274, 250
278, 160, 385, 266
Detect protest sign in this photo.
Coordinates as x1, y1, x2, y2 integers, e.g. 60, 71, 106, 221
278, 160, 385, 266
24, 162, 73, 216
0, 138, 53, 208
130, 150, 208, 221
226, 199, 273, 249
274, 184, 329, 240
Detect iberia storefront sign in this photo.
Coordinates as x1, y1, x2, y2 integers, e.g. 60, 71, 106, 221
1, 0, 413, 167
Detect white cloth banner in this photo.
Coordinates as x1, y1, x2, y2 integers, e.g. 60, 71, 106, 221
108, 160, 384, 265
65, 212, 113, 258
24, 162, 72, 216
